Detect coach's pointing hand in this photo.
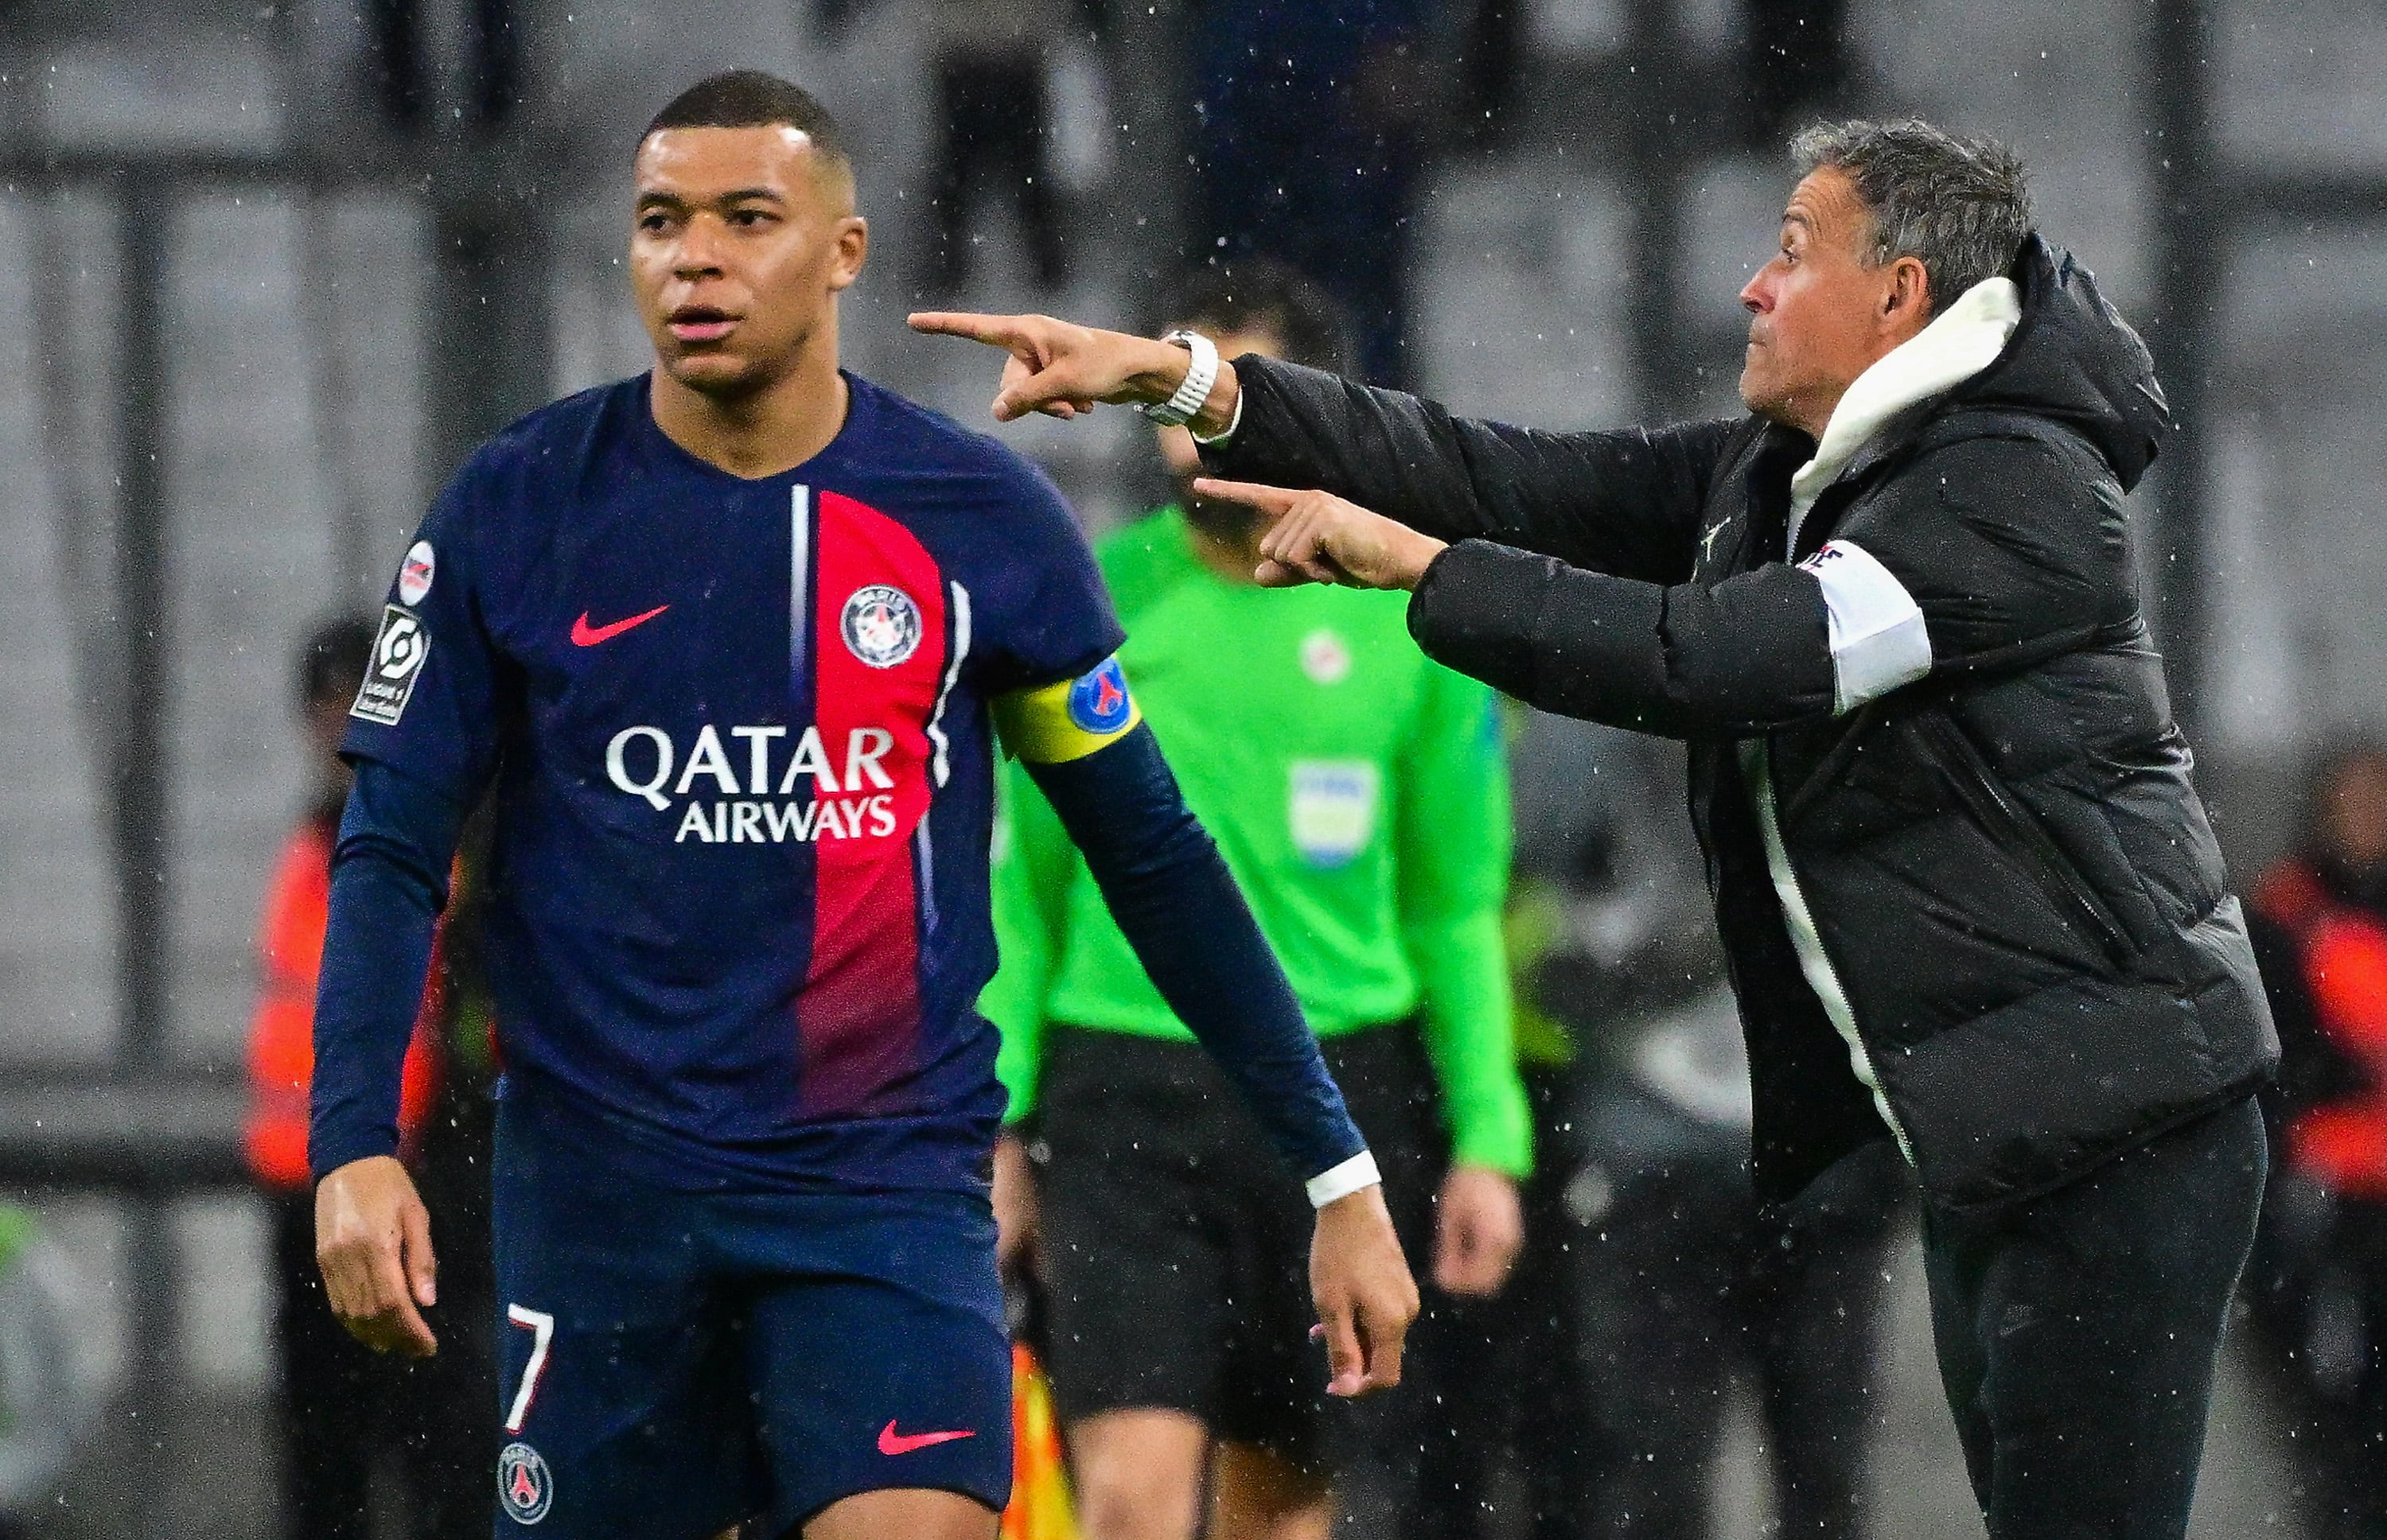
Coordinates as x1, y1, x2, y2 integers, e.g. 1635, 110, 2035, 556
906, 311, 1241, 434
1310, 1184, 1419, 1398
1192, 479, 1448, 592
316, 1155, 440, 1358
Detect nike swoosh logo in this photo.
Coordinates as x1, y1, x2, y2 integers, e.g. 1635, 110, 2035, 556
570, 605, 669, 647
878, 1421, 975, 1456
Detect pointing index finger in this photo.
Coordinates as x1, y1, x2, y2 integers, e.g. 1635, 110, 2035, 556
905, 311, 1020, 345
1190, 478, 1301, 516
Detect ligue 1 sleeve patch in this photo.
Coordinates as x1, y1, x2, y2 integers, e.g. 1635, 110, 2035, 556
351, 604, 430, 725
1066, 656, 1134, 733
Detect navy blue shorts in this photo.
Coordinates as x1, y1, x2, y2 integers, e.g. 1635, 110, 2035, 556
488, 1095, 1012, 1538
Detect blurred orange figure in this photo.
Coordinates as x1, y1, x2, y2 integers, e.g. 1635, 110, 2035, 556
1003, 1343, 1080, 1540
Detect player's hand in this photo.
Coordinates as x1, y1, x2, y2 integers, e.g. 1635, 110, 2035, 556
905, 311, 1238, 432
315, 1155, 440, 1359
1191, 479, 1447, 592
1309, 1183, 1419, 1398
991, 1132, 1040, 1279
1432, 1165, 1524, 1298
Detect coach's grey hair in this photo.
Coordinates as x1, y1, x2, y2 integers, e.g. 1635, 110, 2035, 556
1791, 119, 2032, 315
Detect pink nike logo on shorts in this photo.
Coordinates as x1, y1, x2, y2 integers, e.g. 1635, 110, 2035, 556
878, 1420, 976, 1456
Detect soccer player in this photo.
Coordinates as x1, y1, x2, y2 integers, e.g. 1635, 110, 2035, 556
982, 262, 1527, 1540
306, 70, 1413, 1540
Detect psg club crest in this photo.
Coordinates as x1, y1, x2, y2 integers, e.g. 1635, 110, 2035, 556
497, 1441, 553, 1525
1067, 657, 1134, 734
841, 585, 923, 668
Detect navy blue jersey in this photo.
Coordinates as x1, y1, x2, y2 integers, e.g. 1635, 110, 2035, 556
343, 374, 1123, 1194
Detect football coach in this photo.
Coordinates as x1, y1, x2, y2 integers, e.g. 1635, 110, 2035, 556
914, 119, 2279, 1539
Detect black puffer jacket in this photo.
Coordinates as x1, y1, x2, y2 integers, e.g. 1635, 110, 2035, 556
1202, 235, 2276, 1212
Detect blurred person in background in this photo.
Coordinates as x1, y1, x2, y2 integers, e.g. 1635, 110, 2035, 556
1189, 1, 1442, 385
983, 259, 1528, 1540
364, 0, 521, 129
2247, 740, 2387, 1540
1540, 716, 1897, 1539
1417, 714, 1897, 1539
1743, 1, 1853, 148
0, 1206, 92, 1540
247, 615, 493, 1540
922, 0, 1079, 293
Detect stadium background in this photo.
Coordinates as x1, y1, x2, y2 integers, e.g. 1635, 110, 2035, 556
0, 0, 2380, 1534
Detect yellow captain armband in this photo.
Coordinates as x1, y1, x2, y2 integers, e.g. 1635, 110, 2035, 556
993, 656, 1143, 764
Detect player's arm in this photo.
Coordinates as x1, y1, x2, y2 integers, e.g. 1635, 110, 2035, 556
905, 309, 1732, 582
992, 671, 1419, 1394
980, 756, 1078, 1274
1395, 675, 1529, 1299
310, 465, 508, 1359
983, 755, 1074, 1132
310, 763, 466, 1358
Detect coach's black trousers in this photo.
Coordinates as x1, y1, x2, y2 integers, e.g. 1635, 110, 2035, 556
1922, 1095, 2266, 1540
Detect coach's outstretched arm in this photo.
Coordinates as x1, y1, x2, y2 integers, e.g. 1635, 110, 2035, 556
907, 311, 1728, 584
995, 682, 1419, 1397
1190, 425, 2129, 743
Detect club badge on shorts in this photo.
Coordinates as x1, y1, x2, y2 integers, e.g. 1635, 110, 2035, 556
841, 585, 923, 667
497, 1441, 553, 1524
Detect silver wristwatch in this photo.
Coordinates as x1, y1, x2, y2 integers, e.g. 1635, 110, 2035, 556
1138, 329, 1220, 427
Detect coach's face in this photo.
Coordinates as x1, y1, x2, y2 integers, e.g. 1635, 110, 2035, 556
630, 125, 867, 398
1738, 165, 1928, 438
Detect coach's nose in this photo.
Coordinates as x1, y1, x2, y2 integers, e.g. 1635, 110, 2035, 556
1740, 265, 1774, 315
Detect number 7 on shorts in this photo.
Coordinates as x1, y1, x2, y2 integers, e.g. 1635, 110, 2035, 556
505, 1305, 556, 1433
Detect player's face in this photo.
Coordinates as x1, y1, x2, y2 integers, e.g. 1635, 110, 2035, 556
1737, 167, 1908, 437
630, 126, 867, 398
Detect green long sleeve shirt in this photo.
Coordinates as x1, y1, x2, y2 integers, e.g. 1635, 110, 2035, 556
982, 508, 1531, 1175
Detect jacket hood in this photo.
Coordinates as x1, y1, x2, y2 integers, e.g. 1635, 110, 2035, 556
1953, 234, 2171, 491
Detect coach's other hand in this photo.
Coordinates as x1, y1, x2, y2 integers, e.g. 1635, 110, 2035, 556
1310, 1184, 1419, 1398
905, 310, 1241, 434
1191, 479, 1447, 592
316, 1154, 439, 1358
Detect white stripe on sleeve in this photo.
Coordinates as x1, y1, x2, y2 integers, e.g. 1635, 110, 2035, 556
1798, 539, 1933, 715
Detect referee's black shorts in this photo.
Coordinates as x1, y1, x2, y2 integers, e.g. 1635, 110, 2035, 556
1030, 1021, 1441, 1472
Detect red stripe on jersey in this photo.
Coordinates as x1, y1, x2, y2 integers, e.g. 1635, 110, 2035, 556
797, 490, 948, 1118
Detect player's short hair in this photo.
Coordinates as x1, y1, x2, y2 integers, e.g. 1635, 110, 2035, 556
641, 70, 851, 172
1791, 119, 2031, 316
1163, 258, 1356, 376
298, 614, 378, 708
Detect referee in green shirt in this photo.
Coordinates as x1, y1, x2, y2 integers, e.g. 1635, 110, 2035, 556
982, 263, 1529, 1540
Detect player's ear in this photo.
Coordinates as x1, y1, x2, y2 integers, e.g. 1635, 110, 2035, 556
828, 216, 867, 292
